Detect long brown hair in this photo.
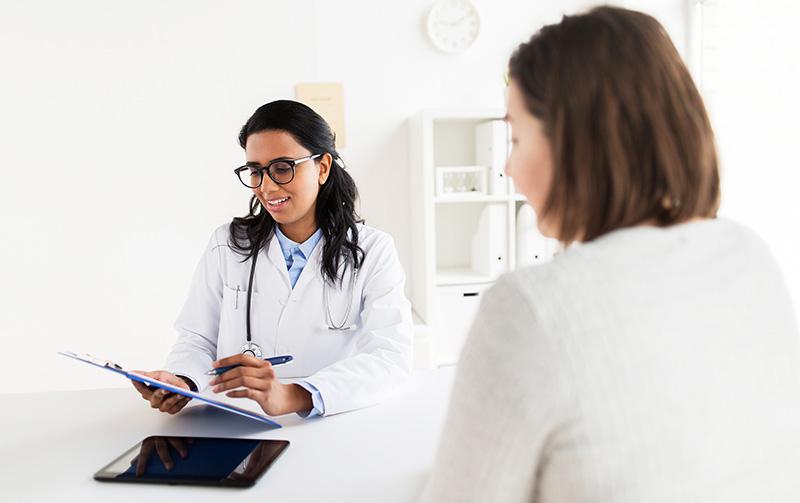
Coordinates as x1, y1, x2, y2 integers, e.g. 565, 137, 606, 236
508, 6, 720, 243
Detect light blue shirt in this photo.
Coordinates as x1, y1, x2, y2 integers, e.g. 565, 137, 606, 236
275, 225, 323, 289
274, 225, 326, 418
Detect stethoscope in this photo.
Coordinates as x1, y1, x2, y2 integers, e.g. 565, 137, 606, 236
240, 238, 358, 358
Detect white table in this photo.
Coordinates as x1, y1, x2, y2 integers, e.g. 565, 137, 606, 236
0, 368, 455, 502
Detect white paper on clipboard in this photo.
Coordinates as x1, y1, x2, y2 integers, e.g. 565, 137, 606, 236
58, 351, 281, 428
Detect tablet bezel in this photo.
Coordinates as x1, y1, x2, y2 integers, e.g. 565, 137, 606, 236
93, 436, 289, 488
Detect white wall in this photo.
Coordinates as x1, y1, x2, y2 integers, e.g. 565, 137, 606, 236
697, 0, 800, 318
0, 0, 688, 392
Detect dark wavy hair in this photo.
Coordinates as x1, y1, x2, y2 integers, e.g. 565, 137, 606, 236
228, 100, 364, 285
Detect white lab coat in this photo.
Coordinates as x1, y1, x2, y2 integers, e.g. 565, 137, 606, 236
164, 223, 413, 416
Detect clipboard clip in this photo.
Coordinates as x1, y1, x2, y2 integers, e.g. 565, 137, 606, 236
58, 351, 123, 370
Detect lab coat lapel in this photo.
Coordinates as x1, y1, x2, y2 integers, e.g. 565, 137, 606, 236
264, 236, 291, 290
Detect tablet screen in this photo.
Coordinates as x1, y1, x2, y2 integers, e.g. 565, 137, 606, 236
95, 436, 289, 487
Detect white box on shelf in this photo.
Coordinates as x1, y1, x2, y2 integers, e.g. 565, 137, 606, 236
470, 204, 508, 279
475, 120, 509, 195
435, 166, 488, 197
516, 203, 559, 266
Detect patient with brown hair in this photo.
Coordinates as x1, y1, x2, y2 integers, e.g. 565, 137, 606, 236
420, 6, 800, 502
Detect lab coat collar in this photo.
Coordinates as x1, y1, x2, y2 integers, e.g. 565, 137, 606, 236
264, 230, 326, 294
275, 226, 323, 262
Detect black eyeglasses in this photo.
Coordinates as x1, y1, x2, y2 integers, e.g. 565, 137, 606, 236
234, 154, 321, 188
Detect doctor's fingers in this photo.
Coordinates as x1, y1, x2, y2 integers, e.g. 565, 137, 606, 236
165, 399, 190, 415
148, 389, 173, 409
146, 370, 189, 389
214, 365, 275, 385
212, 375, 270, 393
212, 366, 276, 389
225, 388, 266, 402
160, 394, 191, 414
213, 353, 268, 370
131, 379, 154, 399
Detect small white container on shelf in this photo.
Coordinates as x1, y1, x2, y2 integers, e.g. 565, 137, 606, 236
470, 204, 508, 279
516, 203, 560, 267
475, 119, 509, 195
435, 165, 488, 197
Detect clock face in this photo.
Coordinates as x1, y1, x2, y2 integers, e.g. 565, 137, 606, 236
427, 0, 481, 54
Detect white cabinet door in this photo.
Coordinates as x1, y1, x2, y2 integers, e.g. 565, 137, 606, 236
433, 282, 493, 365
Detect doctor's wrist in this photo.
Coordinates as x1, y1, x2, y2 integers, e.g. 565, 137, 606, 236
287, 383, 313, 415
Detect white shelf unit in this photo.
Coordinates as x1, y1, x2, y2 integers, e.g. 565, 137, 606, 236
410, 109, 554, 366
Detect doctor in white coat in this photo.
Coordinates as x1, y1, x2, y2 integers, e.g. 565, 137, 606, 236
131, 100, 413, 418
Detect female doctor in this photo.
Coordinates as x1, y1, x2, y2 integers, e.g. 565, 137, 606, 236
132, 100, 413, 418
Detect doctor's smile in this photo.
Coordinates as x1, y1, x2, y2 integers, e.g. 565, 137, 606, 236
265, 196, 290, 210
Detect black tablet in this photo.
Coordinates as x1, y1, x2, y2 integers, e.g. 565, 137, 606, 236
94, 436, 289, 487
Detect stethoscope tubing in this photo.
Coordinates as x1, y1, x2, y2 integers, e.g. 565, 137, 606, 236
243, 237, 356, 344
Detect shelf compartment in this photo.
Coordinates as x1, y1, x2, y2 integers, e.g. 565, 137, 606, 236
435, 267, 495, 286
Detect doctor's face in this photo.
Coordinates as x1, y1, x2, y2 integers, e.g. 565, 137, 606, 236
244, 130, 331, 233
505, 80, 557, 238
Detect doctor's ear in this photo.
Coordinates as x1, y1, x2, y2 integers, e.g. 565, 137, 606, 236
318, 153, 332, 185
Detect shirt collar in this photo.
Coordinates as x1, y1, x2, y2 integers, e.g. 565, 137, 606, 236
274, 225, 323, 260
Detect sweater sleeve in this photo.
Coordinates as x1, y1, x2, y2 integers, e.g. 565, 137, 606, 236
418, 274, 574, 503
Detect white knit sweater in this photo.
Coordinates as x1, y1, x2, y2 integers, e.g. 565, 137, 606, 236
419, 219, 800, 502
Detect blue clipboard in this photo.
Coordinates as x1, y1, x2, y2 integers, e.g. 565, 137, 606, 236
58, 351, 281, 428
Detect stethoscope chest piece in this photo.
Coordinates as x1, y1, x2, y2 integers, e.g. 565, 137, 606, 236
240, 341, 263, 358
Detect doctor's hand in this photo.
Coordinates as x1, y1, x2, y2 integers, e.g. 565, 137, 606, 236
131, 370, 193, 415
209, 354, 312, 417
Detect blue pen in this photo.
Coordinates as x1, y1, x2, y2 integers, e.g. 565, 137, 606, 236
205, 355, 294, 376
